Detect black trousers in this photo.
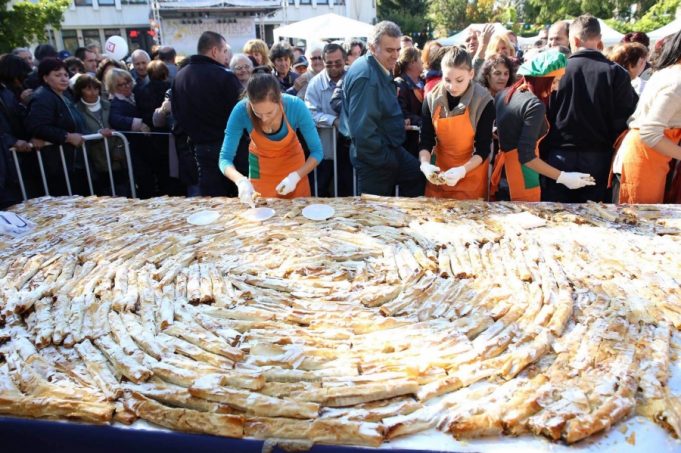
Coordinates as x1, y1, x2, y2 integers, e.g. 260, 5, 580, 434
307, 134, 354, 197
541, 148, 612, 203
193, 142, 237, 197
353, 145, 425, 197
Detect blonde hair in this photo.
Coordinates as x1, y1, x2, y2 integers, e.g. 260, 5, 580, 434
485, 33, 514, 60
104, 68, 134, 96
243, 39, 271, 67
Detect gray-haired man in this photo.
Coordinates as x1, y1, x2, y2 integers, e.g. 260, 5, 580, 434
341, 21, 424, 196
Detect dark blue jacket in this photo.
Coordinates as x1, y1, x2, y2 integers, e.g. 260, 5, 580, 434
341, 54, 405, 170
25, 86, 79, 145
545, 49, 637, 152
171, 54, 241, 145
109, 96, 141, 131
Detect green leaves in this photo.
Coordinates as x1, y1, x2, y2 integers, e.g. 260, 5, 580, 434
0, 0, 70, 53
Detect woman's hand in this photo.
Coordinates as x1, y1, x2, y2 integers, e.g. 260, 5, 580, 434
276, 171, 302, 195
65, 132, 84, 147
19, 89, 33, 105
13, 140, 33, 152
30, 138, 46, 149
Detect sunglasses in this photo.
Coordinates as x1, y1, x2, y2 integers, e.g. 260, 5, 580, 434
310, 56, 323, 61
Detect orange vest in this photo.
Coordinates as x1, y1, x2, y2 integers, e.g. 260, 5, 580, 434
425, 105, 488, 200
619, 128, 681, 204
248, 104, 311, 199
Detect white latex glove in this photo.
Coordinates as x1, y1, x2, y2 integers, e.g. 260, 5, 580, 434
237, 178, 256, 208
443, 166, 467, 187
556, 172, 596, 190
420, 162, 442, 184
276, 171, 301, 196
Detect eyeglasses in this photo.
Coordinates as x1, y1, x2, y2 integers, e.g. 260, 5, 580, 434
310, 56, 323, 61
233, 65, 251, 71
116, 80, 132, 88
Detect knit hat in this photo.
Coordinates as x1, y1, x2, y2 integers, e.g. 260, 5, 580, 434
517, 50, 567, 78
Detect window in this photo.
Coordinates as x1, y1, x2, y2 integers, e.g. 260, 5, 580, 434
82, 29, 101, 48
74, 0, 93, 5
288, 0, 295, 4
98, 0, 115, 5
317, 0, 329, 4
61, 30, 79, 54
300, 0, 311, 4
104, 28, 121, 40
121, 0, 147, 4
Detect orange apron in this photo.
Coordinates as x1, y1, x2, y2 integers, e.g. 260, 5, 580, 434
489, 118, 548, 202
425, 105, 488, 199
248, 105, 311, 198
619, 128, 681, 204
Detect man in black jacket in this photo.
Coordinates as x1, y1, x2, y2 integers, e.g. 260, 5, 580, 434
542, 15, 637, 203
172, 31, 241, 196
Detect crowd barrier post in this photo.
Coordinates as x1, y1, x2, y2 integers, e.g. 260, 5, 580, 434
9, 149, 27, 202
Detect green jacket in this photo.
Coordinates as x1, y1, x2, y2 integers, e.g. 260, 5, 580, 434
74, 99, 126, 173
341, 54, 405, 171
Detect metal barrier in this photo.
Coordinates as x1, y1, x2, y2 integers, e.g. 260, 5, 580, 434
10, 131, 136, 201
314, 125, 359, 198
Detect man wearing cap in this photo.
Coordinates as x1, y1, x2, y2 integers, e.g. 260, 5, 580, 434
292, 56, 308, 76
542, 15, 637, 203
491, 51, 595, 201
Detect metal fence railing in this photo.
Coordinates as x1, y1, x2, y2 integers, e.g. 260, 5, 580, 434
11, 131, 136, 201
10, 125, 418, 201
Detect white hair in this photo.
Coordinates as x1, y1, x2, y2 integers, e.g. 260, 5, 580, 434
369, 21, 402, 48
229, 53, 253, 70
131, 49, 150, 62
305, 41, 325, 59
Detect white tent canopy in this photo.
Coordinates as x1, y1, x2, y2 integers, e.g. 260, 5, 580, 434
649, 18, 681, 41
438, 23, 508, 46
273, 13, 373, 45
597, 19, 624, 45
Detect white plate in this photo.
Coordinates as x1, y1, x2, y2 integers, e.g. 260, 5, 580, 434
302, 204, 335, 221
242, 207, 275, 222
187, 210, 220, 226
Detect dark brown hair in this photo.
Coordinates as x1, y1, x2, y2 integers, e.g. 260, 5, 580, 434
478, 53, 516, 90
245, 73, 282, 133
73, 73, 102, 100
394, 47, 421, 77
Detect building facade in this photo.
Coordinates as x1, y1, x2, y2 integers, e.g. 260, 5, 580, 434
45, 0, 375, 56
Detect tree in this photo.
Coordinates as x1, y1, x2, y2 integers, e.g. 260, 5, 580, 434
377, 0, 432, 45
427, 0, 469, 36
0, 0, 70, 53
608, 0, 680, 33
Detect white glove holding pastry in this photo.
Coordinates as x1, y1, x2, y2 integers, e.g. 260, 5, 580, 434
556, 172, 596, 190
276, 171, 301, 196
237, 178, 257, 208
443, 166, 467, 187
420, 162, 442, 185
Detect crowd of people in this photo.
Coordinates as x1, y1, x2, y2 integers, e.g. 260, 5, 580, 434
1, 14, 680, 209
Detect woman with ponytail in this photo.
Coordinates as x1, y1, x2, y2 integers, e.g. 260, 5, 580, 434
219, 73, 322, 204
491, 50, 595, 201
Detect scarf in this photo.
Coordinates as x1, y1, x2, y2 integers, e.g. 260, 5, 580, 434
81, 96, 101, 113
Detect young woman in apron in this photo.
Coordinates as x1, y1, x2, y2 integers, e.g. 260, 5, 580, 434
491, 50, 595, 201
219, 73, 322, 205
618, 31, 681, 204
418, 47, 496, 200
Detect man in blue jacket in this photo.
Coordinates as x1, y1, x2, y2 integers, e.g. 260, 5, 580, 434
172, 31, 241, 197
341, 21, 424, 196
